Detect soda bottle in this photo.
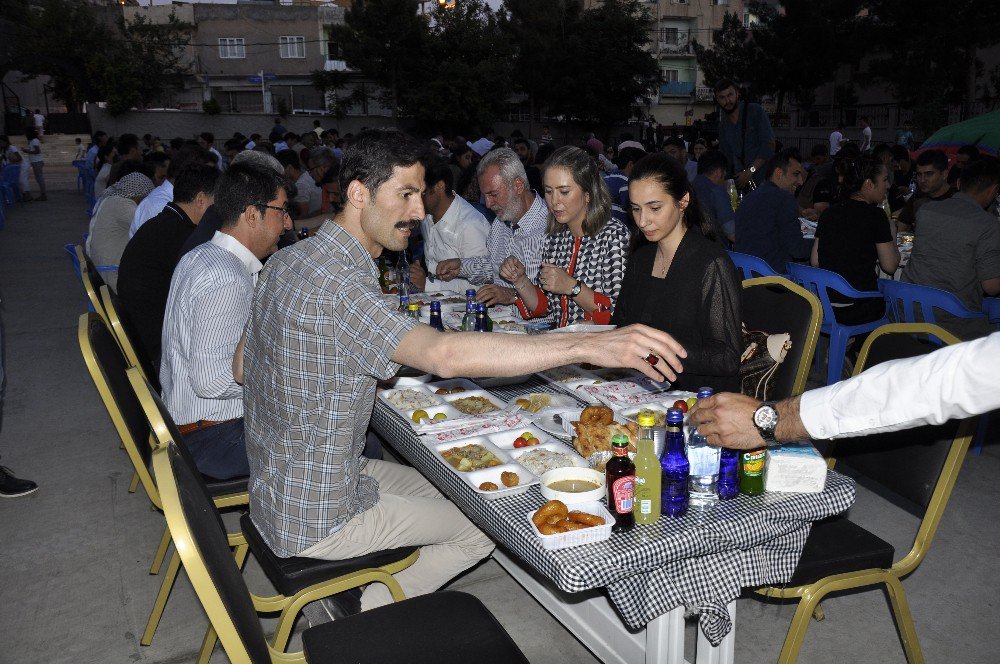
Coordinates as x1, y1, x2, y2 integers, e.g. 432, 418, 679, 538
660, 407, 689, 517
686, 387, 720, 508
474, 303, 487, 332
633, 411, 661, 525
717, 448, 740, 500
606, 433, 635, 533
396, 251, 410, 298
428, 301, 445, 331
406, 303, 421, 320
397, 293, 410, 313
738, 448, 767, 496
461, 290, 477, 331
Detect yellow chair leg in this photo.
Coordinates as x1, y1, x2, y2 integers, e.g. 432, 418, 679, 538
149, 526, 171, 575
128, 470, 139, 493
196, 624, 218, 664
812, 603, 825, 622
777, 590, 824, 664
141, 550, 181, 646
884, 577, 925, 664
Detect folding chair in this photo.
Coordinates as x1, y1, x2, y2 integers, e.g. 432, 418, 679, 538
99, 285, 160, 393
152, 440, 528, 664
754, 322, 976, 663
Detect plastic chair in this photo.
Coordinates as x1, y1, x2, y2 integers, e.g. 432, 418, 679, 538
786, 263, 888, 385
127, 367, 422, 663
741, 276, 822, 399
1, 163, 21, 206
727, 250, 782, 280
879, 279, 986, 339
755, 322, 976, 664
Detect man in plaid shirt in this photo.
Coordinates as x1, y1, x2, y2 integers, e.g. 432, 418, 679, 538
243, 129, 687, 615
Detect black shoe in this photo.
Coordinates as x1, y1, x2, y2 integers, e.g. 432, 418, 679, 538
0, 466, 38, 498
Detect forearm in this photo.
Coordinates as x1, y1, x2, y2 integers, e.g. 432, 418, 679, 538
774, 396, 808, 442
512, 275, 540, 313
458, 255, 491, 285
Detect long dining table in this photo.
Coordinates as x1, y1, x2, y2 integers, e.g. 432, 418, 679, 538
370, 376, 856, 664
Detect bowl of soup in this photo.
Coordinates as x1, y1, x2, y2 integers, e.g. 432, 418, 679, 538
540, 467, 606, 504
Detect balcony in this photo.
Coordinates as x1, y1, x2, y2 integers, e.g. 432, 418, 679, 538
660, 81, 695, 96
324, 60, 349, 72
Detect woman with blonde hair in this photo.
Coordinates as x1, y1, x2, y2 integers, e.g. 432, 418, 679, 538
502, 146, 630, 326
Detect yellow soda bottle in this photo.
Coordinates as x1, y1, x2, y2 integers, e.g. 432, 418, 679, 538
633, 410, 661, 525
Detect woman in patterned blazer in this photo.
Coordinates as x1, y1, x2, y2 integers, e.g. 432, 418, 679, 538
502, 146, 630, 326
611, 152, 743, 392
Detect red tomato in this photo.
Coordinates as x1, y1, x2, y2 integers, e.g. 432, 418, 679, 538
672, 400, 689, 413
513, 437, 527, 448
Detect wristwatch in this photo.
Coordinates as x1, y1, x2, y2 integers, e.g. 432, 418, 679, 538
569, 280, 583, 297
752, 401, 778, 444
747, 165, 757, 176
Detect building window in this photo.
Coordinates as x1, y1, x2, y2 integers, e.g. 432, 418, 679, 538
218, 38, 245, 59
660, 28, 679, 44
327, 40, 342, 61
712, 0, 730, 5
280, 36, 306, 59
661, 69, 680, 83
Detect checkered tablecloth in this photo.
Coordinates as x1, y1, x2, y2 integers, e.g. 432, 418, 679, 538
370, 378, 856, 646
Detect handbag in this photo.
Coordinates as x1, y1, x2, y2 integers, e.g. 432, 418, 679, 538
739, 323, 792, 400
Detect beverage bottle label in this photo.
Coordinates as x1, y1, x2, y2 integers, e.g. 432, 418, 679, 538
741, 449, 766, 476
612, 476, 635, 513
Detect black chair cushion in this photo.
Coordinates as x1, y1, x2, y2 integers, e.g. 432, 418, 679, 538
239, 512, 418, 597
789, 516, 895, 586
301, 590, 529, 664
204, 474, 249, 498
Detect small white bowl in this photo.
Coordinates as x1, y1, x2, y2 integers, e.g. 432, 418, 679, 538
539, 467, 606, 504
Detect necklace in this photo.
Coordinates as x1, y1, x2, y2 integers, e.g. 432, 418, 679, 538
653, 247, 671, 278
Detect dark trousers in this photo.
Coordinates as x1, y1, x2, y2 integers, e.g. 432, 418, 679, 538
183, 417, 250, 480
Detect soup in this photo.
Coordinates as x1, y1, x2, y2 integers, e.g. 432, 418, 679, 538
547, 479, 601, 493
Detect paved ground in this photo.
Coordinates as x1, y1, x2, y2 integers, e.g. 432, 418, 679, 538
0, 183, 997, 663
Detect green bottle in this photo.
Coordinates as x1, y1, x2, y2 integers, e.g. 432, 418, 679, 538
738, 448, 767, 496
633, 411, 661, 525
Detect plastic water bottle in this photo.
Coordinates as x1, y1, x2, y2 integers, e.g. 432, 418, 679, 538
660, 407, 689, 517
396, 251, 410, 297
406, 303, 421, 320
462, 289, 477, 331
686, 387, 720, 508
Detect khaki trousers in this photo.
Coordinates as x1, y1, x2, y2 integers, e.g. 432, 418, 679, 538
299, 459, 495, 611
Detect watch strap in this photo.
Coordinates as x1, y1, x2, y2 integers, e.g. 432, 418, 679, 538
569, 280, 582, 297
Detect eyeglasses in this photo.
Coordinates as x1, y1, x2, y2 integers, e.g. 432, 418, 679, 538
259, 204, 291, 218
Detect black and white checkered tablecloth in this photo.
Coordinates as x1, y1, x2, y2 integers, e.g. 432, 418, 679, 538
370, 378, 856, 646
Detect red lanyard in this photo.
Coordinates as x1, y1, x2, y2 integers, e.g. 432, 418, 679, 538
558, 238, 582, 328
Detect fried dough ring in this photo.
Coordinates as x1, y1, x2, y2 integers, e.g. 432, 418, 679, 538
560, 520, 589, 531
568, 511, 605, 527
580, 405, 614, 425
532, 499, 569, 529
537, 522, 563, 535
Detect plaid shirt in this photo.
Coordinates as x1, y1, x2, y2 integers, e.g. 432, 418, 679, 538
244, 221, 418, 557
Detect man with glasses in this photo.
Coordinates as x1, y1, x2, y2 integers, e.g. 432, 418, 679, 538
897, 149, 955, 231
160, 161, 292, 480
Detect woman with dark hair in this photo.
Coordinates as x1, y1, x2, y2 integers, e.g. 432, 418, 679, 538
611, 152, 742, 392
501, 146, 630, 326
811, 154, 899, 325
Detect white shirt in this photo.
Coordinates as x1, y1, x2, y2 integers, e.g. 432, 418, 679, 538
28, 138, 43, 163
829, 130, 843, 155
801, 332, 1000, 439
294, 171, 322, 216
420, 194, 490, 295
130, 179, 173, 237
160, 232, 262, 426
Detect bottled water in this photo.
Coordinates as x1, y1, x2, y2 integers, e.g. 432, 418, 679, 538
686, 387, 720, 508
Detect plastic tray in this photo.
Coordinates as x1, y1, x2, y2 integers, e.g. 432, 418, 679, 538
527, 501, 614, 550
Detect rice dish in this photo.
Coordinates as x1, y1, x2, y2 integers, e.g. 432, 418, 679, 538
386, 389, 440, 410
516, 448, 579, 475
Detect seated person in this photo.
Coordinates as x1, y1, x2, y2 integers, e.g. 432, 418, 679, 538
603, 145, 646, 227
798, 143, 836, 219
811, 155, 899, 326
690, 149, 736, 244
902, 157, 1000, 340
435, 148, 548, 309
161, 161, 292, 480
611, 153, 743, 392
502, 146, 630, 326
897, 149, 955, 231
85, 171, 155, 291
409, 157, 489, 294
733, 148, 811, 273
276, 149, 322, 217
116, 163, 220, 367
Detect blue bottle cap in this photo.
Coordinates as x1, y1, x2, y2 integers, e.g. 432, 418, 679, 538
696, 387, 714, 399
466, 289, 476, 297
430, 301, 441, 310
666, 407, 684, 424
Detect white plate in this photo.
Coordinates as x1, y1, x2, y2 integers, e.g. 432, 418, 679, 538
379, 386, 443, 414
509, 442, 587, 476
439, 389, 507, 417
424, 377, 481, 395
485, 425, 551, 450
463, 464, 537, 500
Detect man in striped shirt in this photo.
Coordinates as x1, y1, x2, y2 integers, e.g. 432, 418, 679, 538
160, 162, 292, 480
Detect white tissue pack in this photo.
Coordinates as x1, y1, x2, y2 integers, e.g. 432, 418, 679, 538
765, 441, 828, 494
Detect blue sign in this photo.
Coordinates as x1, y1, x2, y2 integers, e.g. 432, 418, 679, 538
247, 73, 278, 83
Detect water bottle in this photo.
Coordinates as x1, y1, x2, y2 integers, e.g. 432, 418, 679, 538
660, 407, 689, 517
397, 293, 410, 313
462, 289, 477, 331
429, 301, 444, 331
396, 251, 410, 297
406, 303, 421, 320
686, 387, 720, 509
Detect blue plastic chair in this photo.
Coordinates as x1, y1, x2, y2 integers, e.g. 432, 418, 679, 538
727, 250, 783, 280
786, 263, 888, 385
1, 163, 21, 206
878, 279, 986, 339
982, 297, 1000, 330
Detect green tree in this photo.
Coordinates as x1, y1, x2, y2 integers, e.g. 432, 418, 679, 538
328, 0, 431, 120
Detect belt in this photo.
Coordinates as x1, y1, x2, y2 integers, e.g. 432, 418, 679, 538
177, 418, 238, 436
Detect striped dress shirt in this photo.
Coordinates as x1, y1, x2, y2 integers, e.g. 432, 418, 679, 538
460, 192, 549, 287
160, 231, 262, 426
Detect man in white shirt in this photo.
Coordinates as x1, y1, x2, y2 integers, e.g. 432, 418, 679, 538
409, 158, 489, 294
688, 333, 999, 448
160, 161, 292, 479
829, 124, 845, 156
276, 148, 322, 217
859, 116, 873, 153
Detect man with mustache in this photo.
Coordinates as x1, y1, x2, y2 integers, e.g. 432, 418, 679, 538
242, 129, 688, 618
714, 78, 775, 190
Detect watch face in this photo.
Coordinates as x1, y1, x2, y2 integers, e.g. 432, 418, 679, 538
754, 405, 778, 430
